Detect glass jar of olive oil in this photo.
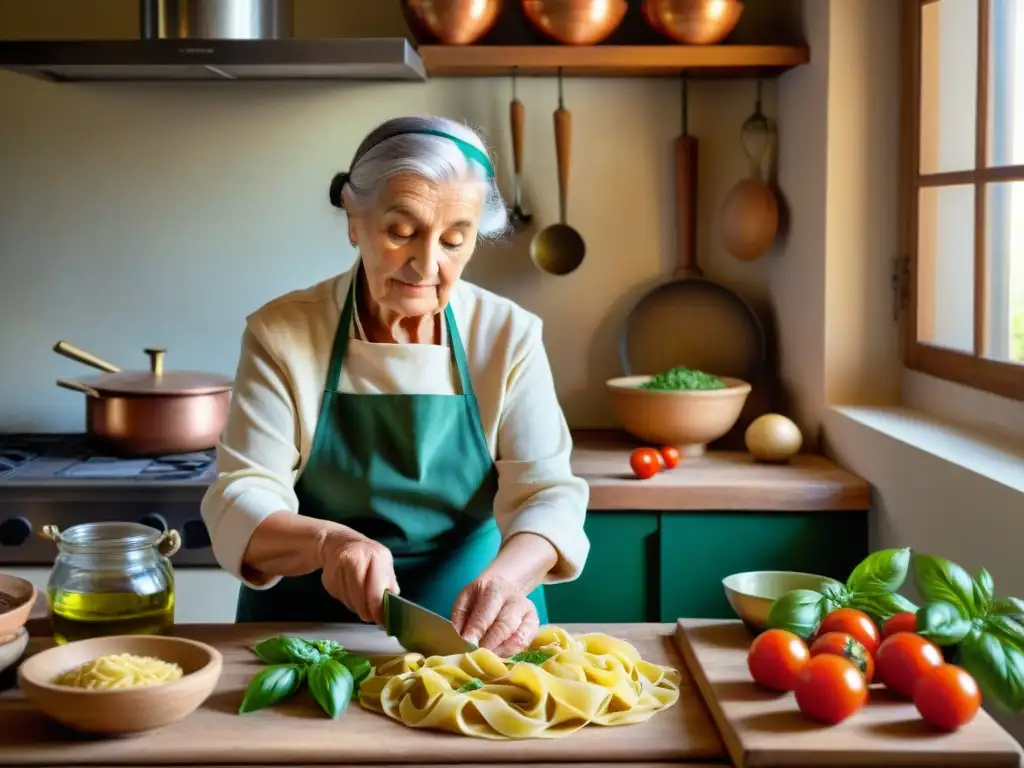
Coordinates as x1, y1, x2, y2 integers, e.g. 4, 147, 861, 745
42, 522, 179, 645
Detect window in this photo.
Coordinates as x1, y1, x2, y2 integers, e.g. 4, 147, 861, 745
903, 0, 1024, 400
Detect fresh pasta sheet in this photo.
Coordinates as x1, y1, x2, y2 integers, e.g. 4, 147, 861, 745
359, 626, 681, 739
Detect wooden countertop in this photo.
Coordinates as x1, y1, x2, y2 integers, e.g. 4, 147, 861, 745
571, 431, 869, 512
0, 622, 726, 767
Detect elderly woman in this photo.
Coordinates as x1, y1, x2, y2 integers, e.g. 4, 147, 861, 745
201, 116, 589, 656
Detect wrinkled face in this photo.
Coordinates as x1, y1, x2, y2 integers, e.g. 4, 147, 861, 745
346, 173, 485, 318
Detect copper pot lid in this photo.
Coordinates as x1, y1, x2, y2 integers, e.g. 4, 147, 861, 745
53, 340, 233, 396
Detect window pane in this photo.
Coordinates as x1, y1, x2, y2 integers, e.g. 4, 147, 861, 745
985, 182, 1024, 363
917, 184, 975, 353
920, 0, 978, 174
988, 0, 1024, 167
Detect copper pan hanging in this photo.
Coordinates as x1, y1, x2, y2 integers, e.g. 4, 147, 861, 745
53, 340, 233, 456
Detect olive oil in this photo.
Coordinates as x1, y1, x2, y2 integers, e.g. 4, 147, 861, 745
50, 588, 174, 645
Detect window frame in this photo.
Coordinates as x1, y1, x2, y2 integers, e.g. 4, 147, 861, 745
901, 0, 1024, 401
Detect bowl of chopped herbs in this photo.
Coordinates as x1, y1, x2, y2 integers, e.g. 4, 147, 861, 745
606, 367, 751, 456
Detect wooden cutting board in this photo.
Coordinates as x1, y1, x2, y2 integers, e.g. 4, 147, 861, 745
675, 619, 1023, 767
0, 622, 725, 767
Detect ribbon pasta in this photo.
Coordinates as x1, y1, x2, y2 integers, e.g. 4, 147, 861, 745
358, 627, 680, 739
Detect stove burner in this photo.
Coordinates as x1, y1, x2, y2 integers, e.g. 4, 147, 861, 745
0, 434, 215, 482
57, 453, 213, 481
0, 448, 35, 478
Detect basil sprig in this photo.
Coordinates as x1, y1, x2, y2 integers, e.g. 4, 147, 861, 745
913, 555, 1024, 713
766, 547, 918, 639
239, 635, 373, 717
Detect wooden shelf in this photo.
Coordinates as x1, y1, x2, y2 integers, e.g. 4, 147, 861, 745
418, 44, 809, 78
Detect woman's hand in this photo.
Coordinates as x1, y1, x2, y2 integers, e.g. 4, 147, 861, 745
319, 530, 399, 626
451, 573, 540, 657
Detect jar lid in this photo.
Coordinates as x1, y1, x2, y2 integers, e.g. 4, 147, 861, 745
42, 522, 180, 557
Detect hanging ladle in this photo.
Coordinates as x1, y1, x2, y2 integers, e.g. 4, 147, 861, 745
720, 80, 779, 262
530, 68, 586, 276
507, 67, 533, 232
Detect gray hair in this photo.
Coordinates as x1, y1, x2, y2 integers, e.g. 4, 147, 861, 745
331, 116, 509, 239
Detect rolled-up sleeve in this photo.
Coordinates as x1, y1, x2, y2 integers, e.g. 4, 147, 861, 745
200, 322, 302, 590
493, 317, 590, 583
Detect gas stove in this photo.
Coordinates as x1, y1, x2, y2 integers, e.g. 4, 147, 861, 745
0, 434, 218, 566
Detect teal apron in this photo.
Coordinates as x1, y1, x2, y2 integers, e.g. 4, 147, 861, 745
236, 268, 548, 625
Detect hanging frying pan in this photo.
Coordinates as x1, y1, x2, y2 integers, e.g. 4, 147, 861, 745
620, 77, 765, 382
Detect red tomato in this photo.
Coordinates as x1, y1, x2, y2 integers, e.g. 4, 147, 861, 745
659, 446, 681, 469
810, 632, 875, 684
630, 448, 661, 479
882, 611, 919, 641
914, 664, 982, 732
795, 654, 868, 724
817, 608, 881, 655
875, 632, 944, 698
747, 629, 810, 692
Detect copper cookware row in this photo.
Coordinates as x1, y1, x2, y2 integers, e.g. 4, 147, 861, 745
53, 341, 233, 456
401, 0, 743, 46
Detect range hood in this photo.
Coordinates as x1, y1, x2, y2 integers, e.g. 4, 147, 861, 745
0, 38, 427, 82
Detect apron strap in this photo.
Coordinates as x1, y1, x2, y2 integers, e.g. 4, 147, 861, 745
326, 265, 479, 402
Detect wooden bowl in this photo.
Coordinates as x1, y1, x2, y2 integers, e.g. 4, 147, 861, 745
0, 574, 37, 637
521, 0, 628, 45
642, 0, 744, 45
18, 635, 222, 735
606, 375, 751, 457
401, 0, 503, 45
723, 571, 843, 632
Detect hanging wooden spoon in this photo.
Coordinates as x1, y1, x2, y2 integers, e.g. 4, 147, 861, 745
530, 69, 585, 276
507, 67, 533, 233
720, 80, 779, 262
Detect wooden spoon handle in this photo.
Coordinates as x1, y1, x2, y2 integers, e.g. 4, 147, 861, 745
554, 106, 572, 225
511, 99, 525, 176
674, 134, 701, 278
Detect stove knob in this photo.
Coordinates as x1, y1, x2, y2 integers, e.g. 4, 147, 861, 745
138, 514, 168, 533
0, 516, 32, 546
183, 520, 211, 549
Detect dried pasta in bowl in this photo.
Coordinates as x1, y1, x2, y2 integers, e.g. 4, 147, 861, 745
52, 653, 184, 690
358, 626, 681, 739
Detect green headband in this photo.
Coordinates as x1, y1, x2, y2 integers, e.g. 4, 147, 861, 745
330, 127, 496, 208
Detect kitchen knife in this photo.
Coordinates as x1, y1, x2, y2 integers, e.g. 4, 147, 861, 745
382, 592, 477, 657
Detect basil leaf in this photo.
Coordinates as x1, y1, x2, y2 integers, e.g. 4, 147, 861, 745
250, 636, 322, 666
846, 548, 911, 594
766, 589, 835, 640
848, 591, 918, 625
307, 658, 354, 719
507, 650, 554, 665
456, 678, 484, 693
239, 663, 305, 714
822, 583, 852, 605
960, 629, 1024, 713
913, 554, 977, 619
991, 597, 1024, 621
336, 653, 373, 699
974, 568, 995, 612
984, 615, 1024, 650
916, 601, 973, 646
314, 639, 344, 657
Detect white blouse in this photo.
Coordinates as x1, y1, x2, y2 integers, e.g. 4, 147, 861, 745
200, 265, 590, 591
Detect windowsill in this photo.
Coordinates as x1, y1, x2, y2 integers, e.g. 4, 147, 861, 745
825, 405, 1024, 495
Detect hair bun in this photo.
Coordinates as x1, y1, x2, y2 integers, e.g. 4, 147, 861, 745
328, 172, 349, 209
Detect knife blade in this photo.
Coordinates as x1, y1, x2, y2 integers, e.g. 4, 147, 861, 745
382, 592, 477, 657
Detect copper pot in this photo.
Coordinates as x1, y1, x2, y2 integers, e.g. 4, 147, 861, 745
401, 0, 503, 45
642, 0, 744, 45
521, 0, 627, 45
53, 341, 233, 456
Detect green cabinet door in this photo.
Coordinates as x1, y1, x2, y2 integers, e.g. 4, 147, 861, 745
545, 512, 659, 623
657, 512, 868, 622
